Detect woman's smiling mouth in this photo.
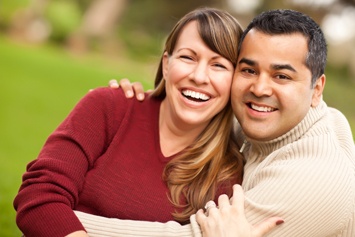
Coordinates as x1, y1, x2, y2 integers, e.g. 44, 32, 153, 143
182, 89, 211, 102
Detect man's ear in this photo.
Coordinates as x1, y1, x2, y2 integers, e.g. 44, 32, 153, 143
311, 74, 326, 107
162, 52, 169, 80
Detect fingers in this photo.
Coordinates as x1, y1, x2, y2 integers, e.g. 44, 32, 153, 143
195, 209, 211, 237
118, 78, 134, 98
230, 184, 245, 215
196, 186, 284, 237
195, 209, 207, 223
204, 200, 217, 216
217, 194, 230, 210
118, 78, 145, 101
108, 79, 119, 88
253, 217, 284, 236
108, 78, 146, 101
132, 82, 145, 101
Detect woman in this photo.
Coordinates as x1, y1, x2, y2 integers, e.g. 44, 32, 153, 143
14, 7, 248, 237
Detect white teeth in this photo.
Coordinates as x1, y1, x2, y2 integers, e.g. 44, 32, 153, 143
251, 103, 275, 112
182, 90, 210, 101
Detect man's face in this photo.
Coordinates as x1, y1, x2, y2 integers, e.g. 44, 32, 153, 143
231, 29, 324, 141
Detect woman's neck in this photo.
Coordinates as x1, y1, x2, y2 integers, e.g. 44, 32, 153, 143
159, 100, 208, 157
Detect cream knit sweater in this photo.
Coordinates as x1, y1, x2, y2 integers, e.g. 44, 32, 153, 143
75, 100, 355, 236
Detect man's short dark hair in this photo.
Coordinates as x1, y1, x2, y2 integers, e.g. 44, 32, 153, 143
238, 9, 327, 87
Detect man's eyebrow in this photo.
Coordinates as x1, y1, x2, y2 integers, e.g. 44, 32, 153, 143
238, 58, 297, 73
271, 64, 297, 72
238, 58, 256, 66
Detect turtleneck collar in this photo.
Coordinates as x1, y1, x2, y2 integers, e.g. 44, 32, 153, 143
241, 100, 328, 157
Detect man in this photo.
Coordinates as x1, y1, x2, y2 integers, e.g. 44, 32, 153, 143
77, 9, 355, 236
194, 9, 355, 236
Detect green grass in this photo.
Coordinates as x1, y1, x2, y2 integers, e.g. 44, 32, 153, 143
0, 35, 155, 236
0, 35, 354, 236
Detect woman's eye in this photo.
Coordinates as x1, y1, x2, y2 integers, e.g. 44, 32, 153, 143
213, 63, 227, 69
180, 55, 193, 60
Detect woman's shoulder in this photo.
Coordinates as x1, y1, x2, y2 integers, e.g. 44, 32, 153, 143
86, 87, 125, 101
80, 87, 131, 110
87, 87, 157, 104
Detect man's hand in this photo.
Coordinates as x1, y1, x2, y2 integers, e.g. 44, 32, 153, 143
109, 79, 146, 101
65, 230, 89, 237
196, 185, 284, 237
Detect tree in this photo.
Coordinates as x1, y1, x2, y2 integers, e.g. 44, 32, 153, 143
67, 0, 128, 53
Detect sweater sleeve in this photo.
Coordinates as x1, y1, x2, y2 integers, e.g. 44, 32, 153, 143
75, 211, 202, 237
14, 88, 123, 237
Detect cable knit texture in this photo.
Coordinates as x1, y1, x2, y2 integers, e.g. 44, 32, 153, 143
75, 100, 355, 237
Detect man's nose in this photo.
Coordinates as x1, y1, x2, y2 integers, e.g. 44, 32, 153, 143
250, 74, 272, 97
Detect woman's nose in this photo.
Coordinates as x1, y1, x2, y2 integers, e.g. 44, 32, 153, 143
190, 63, 209, 84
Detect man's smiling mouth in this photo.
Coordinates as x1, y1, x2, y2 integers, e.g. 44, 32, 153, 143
248, 103, 277, 112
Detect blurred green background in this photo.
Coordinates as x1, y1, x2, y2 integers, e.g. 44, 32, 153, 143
1, 0, 354, 236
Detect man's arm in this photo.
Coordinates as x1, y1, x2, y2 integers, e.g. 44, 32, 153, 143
75, 211, 201, 237
75, 185, 282, 237
109, 79, 146, 101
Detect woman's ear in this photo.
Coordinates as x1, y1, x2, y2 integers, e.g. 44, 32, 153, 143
311, 74, 326, 107
162, 52, 169, 80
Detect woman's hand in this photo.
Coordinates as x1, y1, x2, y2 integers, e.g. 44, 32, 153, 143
196, 185, 284, 237
108, 79, 146, 101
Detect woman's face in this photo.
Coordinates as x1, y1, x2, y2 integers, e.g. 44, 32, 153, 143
162, 21, 234, 129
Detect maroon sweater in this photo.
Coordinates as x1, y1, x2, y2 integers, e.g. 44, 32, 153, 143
14, 88, 236, 236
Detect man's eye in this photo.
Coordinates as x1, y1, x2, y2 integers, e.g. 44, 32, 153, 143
242, 68, 255, 74
276, 74, 291, 80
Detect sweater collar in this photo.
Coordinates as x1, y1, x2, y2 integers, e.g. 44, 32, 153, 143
242, 100, 327, 156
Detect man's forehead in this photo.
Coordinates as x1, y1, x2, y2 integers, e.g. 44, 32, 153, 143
240, 30, 308, 58
243, 29, 307, 46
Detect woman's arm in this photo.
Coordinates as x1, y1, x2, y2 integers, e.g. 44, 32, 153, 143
196, 185, 283, 237
14, 88, 120, 237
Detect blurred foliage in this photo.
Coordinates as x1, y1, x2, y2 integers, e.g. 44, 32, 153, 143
0, 0, 223, 60
45, 0, 82, 43
0, 0, 30, 30
116, 0, 222, 60
119, 0, 219, 34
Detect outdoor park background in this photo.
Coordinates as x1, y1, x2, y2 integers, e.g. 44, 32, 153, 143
1, 0, 354, 236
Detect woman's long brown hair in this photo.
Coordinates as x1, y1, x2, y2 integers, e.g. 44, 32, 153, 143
151, 7, 244, 223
